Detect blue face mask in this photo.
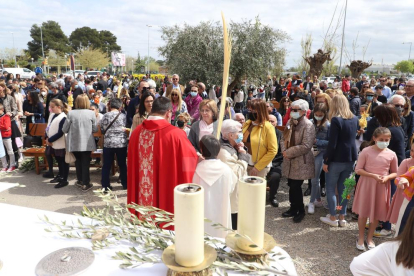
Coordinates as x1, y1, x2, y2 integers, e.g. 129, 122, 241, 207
235, 133, 243, 143
314, 115, 324, 121
290, 111, 301, 120
75, 85, 79, 89
190, 92, 198, 97
366, 96, 373, 101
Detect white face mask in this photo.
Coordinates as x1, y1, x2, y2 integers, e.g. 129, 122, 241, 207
290, 111, 301, 120
376, 141, 389, 149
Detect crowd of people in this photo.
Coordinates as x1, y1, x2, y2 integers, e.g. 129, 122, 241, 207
0, 69, 414, 274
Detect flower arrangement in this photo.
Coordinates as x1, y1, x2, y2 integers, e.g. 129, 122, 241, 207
336, 173, 357, 211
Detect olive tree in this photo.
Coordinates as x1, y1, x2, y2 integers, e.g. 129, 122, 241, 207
158, 17, 290, 90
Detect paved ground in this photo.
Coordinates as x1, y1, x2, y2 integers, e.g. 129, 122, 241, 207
0, 167, 391, 276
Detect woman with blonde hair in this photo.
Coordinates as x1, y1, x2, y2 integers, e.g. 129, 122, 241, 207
315, 93, 332, 110
242, 98, 277, 178
168, 88, 187, 125
63, 94, 97, 192
188, 99, 218, 154
321, 95, 358, 227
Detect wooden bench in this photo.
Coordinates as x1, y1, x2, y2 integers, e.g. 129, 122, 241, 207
22, 123, 117, 175
271, 100, 280, 110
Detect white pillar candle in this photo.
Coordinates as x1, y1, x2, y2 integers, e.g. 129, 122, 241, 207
174, 184, 205, 267
237, 176, 266, 251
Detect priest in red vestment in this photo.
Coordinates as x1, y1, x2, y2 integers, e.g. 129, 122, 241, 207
127, 96, 198, 215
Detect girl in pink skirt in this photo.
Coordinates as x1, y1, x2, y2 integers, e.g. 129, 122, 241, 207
353, 127, 398, 251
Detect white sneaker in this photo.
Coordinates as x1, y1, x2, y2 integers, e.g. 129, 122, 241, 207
308, 203, 315, 214
320, 214, 338, 227
314, 200, 324, 208
339, 219, 348, 227
373, 229, 392, 238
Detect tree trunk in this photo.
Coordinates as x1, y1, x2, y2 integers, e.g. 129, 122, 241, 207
347, 60, 372, 78
227, 76, 241, 96
303, 49, 332, 80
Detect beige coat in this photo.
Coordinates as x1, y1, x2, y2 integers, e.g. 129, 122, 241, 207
281, 116, 315, 180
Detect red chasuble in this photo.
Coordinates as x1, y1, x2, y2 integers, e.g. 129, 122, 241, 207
127, 119, 198, 215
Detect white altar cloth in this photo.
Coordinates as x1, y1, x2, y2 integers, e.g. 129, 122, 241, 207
0, 203, 297, 275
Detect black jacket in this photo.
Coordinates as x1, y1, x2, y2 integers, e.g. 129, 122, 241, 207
97, 80, 108, 92
45, 92, 68, 121
303, 82, 314, 92
349, 96, 361, 116
324, 116, 359, 165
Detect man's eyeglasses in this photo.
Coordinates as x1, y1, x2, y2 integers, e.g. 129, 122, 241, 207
173, 78, 178, 80
406, 85, 414, 88
291, 108, 301, 112
394, 104, 404, 108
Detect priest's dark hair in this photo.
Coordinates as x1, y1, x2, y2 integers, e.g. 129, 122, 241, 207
199, 135, 220, 159
151, 96, 172, 116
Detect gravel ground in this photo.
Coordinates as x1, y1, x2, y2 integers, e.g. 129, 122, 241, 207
0, 167, 392, 276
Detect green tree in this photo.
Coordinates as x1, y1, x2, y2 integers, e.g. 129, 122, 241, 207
69, 27, 102, 51
395, 60, 414, 73
297, 33, 312, 75
99, 30, 121, 54
159, 17, 290, 89
134, 53, 146, 73
76, 48, 109, 70
27, 21, 71, 60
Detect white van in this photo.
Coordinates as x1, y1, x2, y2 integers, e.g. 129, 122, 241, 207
3, 68, 35, 79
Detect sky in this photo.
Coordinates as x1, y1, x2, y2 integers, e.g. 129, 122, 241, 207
0, 0, 413, 69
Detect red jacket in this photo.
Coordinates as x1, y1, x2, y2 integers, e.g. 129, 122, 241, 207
0, 114, 12, 138
342, 79, 350, 93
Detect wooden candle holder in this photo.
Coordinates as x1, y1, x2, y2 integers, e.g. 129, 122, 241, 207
225, 232, 276, 262
162, 244, 217, 276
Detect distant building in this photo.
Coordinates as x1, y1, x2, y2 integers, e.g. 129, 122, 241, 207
366, 64, 396, 75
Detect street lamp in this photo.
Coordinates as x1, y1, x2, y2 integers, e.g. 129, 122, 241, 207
146, 25, 152, 73
403, 42, 412, 60
11, 32, 17, 67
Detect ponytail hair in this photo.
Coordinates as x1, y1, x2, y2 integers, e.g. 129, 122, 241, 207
50, 99, 69, 114
369, 127, 391, 146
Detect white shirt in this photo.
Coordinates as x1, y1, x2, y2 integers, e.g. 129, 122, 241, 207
234, 91, 244, 103
192, 159, 237, 238
350, 241, 414, 276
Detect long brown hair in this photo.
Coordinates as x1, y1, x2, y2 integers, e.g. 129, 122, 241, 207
250, 98, 269, 125
313, 103, 329, 126
50, 99, 69, 114
374, 104, 401, 127
278, 96, 291, 113
395, 208, 414, 269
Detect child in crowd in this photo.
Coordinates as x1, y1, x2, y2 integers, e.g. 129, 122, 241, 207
192, 135, 237, 238
45, 99, 69, 188
308, 103, 330, 214
176, 112, 192, 136
353, 127, 398, 251
386, 143, 414, 236
0, 103, 16, 172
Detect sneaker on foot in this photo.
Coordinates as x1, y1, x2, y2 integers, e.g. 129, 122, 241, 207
54, 181, 69, 189
82, 183, 93, 192
320, 214, 339, 227
1, 168, 7, 172
6, 166, 16, 172
308, 203, 315, 214
373, 229, 392, 238
339, 219, 348, 227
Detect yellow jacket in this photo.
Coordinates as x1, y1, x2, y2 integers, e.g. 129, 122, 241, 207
242, 120, 278, 171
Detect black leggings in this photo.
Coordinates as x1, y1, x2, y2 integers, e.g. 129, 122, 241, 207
55, 155, 69, 181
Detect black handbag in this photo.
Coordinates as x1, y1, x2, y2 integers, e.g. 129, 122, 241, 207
23, 124, 43, 148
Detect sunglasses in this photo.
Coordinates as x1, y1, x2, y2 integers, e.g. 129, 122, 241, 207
173, 78, 178, 80
284, 100, 290, 103
171, 94, 178, 96
291, 108, 301, 112
394, 104, 404, 108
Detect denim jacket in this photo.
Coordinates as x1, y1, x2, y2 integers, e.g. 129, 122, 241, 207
310, 119, 330, 151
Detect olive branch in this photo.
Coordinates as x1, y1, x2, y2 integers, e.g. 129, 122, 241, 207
40, 190, 294, 275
